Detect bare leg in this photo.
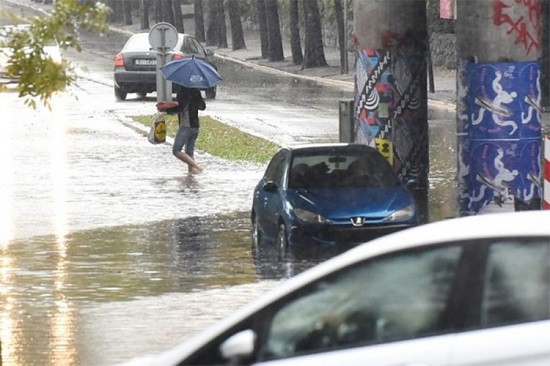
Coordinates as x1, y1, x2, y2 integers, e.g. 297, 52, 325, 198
174, 151, 203, 173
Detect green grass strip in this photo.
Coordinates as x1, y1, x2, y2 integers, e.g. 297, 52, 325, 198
133, 114, 280, 164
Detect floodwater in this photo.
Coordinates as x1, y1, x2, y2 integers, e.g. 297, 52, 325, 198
0, 74, 358, 364
0, 83, 458, 365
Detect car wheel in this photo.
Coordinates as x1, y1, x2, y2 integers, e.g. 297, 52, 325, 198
205, 86, 216, 99
277, 223, 289, 255
138, 91, 147, 99
252, 213, 262, 247
115, 86, 127, 101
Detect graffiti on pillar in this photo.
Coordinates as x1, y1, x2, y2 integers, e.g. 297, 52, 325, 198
457, 61, 542, 215
354, 46, 428, 185
492, 0, 541, 56
355, 48, 393, 154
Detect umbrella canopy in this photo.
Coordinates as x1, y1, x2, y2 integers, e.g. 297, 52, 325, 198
160, 56, 222, 89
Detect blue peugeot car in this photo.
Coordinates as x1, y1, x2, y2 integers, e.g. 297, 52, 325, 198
251, 143, 418, 252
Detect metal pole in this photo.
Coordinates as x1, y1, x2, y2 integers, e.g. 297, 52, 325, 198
159, 26, 167, 102
343, 0, 349, 74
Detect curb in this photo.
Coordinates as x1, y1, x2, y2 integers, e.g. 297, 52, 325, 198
214, 52, 355, 91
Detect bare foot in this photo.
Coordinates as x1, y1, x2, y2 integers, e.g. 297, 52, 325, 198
190, 166, 203, 174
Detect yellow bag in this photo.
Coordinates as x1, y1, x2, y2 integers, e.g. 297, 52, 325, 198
148, 113, 166, 144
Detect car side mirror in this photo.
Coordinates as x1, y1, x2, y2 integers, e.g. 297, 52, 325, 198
219, 329, 256, 362
405, 178, 417, 188
263, 181, 278, 192
205, 48, 214, 56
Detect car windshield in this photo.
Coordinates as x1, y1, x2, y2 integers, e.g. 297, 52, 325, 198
288, 149, 400, 189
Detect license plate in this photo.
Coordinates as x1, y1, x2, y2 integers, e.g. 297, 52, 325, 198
135, 59, 156, 66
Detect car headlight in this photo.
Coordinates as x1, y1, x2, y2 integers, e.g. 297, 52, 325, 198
385, 204, 415, 222
293, 208, 330, 223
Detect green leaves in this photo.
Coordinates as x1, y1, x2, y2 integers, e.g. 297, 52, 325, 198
0, 0, 110, 108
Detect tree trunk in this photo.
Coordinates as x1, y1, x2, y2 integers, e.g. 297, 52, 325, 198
227, 0, 246, 50
206, 0, 218, 46
106, 0, 116, 23
140, 0, 150, 29
172, 0, 184, 33
194, 0, 206, 42
289, 0, 302, 65
115, 0, 124, 23
303, 0, 327, 68
156, 0, 173, 24
216, 0, 228, 48
265, 0, 284, 61
256, 0, 269, 59
123, 0, 132, 26
334, 0, 346, 73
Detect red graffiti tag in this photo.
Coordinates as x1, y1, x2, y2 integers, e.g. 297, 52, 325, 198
493, 0, 541, 55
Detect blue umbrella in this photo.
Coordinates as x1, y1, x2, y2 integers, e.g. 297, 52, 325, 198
160, 56, 222, 89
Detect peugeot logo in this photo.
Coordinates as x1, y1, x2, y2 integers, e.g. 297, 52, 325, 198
351, 217, 364, 227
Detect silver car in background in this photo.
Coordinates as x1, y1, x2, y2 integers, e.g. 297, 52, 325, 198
113, 32, 217, 101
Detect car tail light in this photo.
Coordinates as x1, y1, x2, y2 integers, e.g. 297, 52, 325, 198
172, 53, 183, 60
114, 53, 124, 67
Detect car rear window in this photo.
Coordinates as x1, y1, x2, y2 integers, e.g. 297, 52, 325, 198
123, 35, 152, 51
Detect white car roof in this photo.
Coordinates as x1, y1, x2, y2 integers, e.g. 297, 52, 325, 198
122, 210, 550, 365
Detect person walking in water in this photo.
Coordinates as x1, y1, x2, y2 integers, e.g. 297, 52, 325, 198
160, 86, 206, 174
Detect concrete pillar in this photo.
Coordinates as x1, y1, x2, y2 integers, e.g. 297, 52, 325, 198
353, 0, 429, 223
456, 0, 543, 215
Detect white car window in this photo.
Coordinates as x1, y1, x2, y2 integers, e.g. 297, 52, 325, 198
482, 240, 550, 327
260, 245, 463, 361
123, 34, 151, 51
450, 238, 550, 366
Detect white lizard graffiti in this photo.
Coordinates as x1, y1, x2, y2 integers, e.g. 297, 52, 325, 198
471, 70, 518, 135
521, 70, 541, 125
469, 148, 518, 211
493, 148, 518, 194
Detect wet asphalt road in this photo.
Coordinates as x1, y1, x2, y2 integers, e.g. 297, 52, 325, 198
0, 4, 458, 365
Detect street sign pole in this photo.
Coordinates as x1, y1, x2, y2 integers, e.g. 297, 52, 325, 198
149, 22, 178, 103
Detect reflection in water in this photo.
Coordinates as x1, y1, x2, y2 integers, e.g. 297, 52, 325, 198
0, 100, 78, 365
0, 96, 15, 365
50, 107, 77, 366
0, 210, 325, 365
428, 119, 458, 221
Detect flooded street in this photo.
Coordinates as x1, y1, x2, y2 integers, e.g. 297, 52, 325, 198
1, 5, 459, 364
0, 74, 355, 364
0, 82, 297, 364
